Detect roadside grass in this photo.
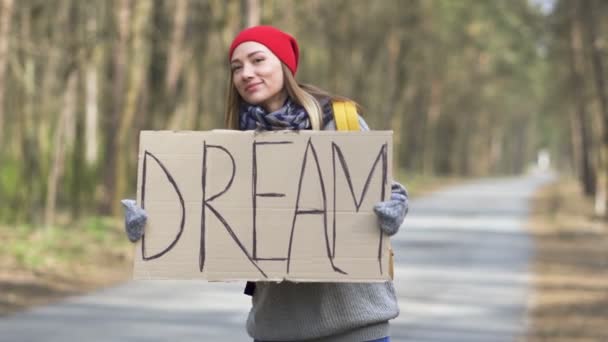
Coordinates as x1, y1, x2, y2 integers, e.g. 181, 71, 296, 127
0, 217, 133, 316
527, 178, 608, 341
395, 171, 461, 197
0, 217, 131, 270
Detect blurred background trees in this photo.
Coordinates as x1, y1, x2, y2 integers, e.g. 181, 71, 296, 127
0, 0, 606, 225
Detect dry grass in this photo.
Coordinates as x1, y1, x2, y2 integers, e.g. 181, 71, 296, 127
0, 218, 133, 316
527, 179, 608, 342
396, 172, 462, 198
0, 263, 130, 315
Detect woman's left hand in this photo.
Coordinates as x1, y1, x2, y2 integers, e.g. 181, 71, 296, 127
373, 182, 409, 236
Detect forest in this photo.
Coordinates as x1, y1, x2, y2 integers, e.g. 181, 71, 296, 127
0, 0, 606, 225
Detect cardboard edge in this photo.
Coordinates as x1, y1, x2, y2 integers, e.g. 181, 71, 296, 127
132, 130, 394, 283
139, 129, 393, 135
389, 248, 394, 280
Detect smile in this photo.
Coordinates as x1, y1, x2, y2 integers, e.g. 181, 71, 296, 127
245, 82, 263, 92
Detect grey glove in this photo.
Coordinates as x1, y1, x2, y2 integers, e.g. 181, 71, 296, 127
374, 182, 409, 236
121, 199, 147, 242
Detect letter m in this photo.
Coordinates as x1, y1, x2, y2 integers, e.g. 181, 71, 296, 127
330, 142, 388, 258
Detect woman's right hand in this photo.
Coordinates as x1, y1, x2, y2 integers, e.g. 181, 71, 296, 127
121, 199, 147, 242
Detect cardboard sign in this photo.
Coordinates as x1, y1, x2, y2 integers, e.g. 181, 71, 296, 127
133, 130, 393, 282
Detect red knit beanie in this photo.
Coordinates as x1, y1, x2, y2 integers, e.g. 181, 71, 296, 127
229, 25, 299, 75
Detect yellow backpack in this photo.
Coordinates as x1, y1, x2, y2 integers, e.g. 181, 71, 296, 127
332, 101, 360, 131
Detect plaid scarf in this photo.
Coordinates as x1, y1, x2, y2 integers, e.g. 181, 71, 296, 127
239, 99, 311, 131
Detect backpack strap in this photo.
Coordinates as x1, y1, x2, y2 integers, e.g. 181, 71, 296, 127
332, 101, 360, 131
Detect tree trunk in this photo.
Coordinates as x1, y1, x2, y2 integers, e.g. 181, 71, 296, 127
568, 1, 596, 196
85, 62, 99, 166
45, 71, 77, 228
84, 9, 103, 167
581, 0, 608, 216
381, 30, 407, 168
0, 0, 13, 144
18, 6, 41, 220
39, 0, 72, 159
113, 0, 153, 214
165, 0, 188, 97
423, 78, 442, 174
101, 0, 130, 214
405, 83, 428, 172
164, 0, 190, 130
398, 82, 418, 171
569, 108, 583, 179
184, 61, 200, 130
243, 0, 260, 28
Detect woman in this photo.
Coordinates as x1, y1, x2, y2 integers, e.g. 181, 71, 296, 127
124, 25, 408, 342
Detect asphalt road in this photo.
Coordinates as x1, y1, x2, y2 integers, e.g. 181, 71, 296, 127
0, 173, 553, 342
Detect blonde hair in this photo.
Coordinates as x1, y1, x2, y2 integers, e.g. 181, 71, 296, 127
224, 64, 357, 130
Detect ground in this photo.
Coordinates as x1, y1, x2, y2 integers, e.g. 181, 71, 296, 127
0, 217, 133, 316
526, 179, 608, 341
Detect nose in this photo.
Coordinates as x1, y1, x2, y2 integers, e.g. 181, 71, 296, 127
240, 63, 254, 80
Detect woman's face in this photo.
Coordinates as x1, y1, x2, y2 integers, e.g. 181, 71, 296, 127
230, 41, 287, 112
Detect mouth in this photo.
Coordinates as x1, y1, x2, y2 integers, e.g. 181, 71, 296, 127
245, 82, 262, 92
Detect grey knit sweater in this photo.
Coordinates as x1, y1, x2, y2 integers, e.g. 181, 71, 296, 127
246, 115, 404, 341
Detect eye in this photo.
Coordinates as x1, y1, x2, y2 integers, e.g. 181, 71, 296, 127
231, 65, 242, 72
253, 57, 265, 64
